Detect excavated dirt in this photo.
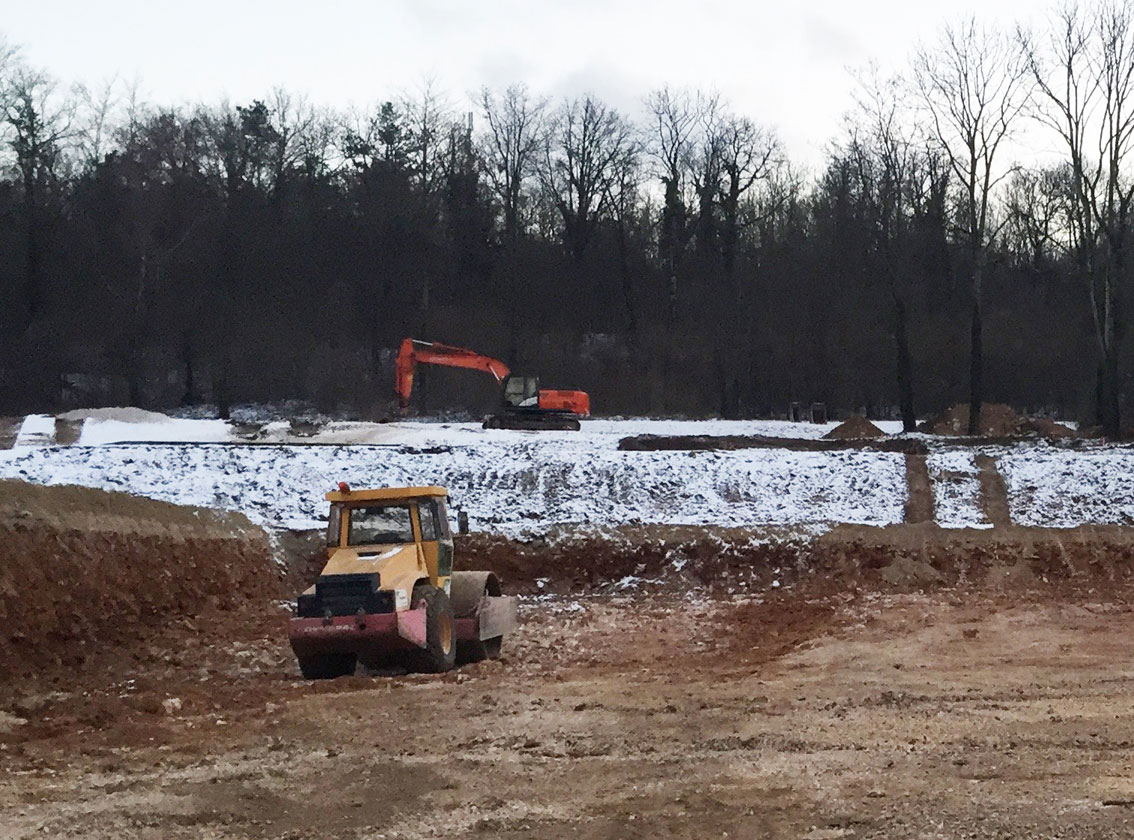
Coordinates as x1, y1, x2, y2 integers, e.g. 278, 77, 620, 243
0, 417, 19, 450
619, 433, 926, 454
902, 453, 935, 524
823, 415, 885, 439
7, 485, 1134, 837
919, 402, 1078, 439
975, 453, 1012, 526
0, 480, 279, 695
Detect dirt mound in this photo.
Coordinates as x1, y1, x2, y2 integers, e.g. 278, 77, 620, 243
824, 415, 884, 439
917, 404, 1077, 439
1018, 416, 1077, 438
919, 403, 1021, 436
0, 480, 278, 692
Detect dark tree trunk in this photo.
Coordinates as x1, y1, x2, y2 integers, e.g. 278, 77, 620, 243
22, 199, 42, 330
127, 335, 144, 408
894, 296, 916, 432
181, 331, 198, 407
615, 218, 637, 341
215, 358, 231, 420
1101, 345, 1121, 438
1095, 360, 1106, 429
967, 295, 983, 436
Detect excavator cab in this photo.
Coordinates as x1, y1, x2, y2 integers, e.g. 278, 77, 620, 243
502, 375, 540, 408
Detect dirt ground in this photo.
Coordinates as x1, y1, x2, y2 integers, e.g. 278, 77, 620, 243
4, 483, 1134, 838
3, 588, 1134, 839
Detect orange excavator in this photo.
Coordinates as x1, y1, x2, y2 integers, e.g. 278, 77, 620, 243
395, 337, 590, 431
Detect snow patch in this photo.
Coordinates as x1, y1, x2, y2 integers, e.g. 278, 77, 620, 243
999, 445, 1134, 527
927, 450, 990, 529
14, 415, 55, 448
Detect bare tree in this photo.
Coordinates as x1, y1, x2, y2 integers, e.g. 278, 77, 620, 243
3, 66, 75, 328
479, 83, 547, 245
601, 130, 642, 337
401, 78, 451, 199
915, 18, 1032, 434
540, 94, 636, 264
264, 87, 319, 199
1003, 164, 1068, 273
689, 92, 723, 253
1023, 0, 1134, 436
74, 77, 120, 170
695, 100, 780, 418
847, 66, 923, 430
479, 84, 548, 362
717, 114, 779, 276
645, 87, 696, 320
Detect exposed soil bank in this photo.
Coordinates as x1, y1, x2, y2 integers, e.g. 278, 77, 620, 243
6, 490, 1134, 838
618, 432, 927, 453
454, 521, 1134, 599
0, 480, 277, 691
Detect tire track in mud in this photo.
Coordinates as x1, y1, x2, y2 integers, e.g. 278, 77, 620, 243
975, 454, 1012, 527
903, 453, 935, 524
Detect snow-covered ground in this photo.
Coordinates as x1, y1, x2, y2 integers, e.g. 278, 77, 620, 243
26, 414, 908, 448
998, 445, 1134, 527
4, 412, 1132, 533
927, 451, 990, 529
0, 435, 905, 534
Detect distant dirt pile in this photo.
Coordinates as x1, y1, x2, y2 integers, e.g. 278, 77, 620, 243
919, 403, 1021, 436
824, 416, 885, 439
1018, 416, 1077, 439
0, 480, 277, 687
919, 403, 1076, 438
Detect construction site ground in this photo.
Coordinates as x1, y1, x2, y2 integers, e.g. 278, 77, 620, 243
4, 477, 1134, 838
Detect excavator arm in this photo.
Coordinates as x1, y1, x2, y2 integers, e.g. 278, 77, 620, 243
395, 338, 511, 410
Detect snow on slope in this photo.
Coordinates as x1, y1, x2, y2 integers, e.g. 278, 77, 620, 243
78, 417, 230, 445
13, 415, 55, 447
15, 413, 906, 448
0, 439, 906, 534
13, 412, 1133, 532
998, 444, 1134, 527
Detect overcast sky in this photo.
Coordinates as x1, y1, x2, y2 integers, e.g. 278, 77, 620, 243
7, 0, 1052, 169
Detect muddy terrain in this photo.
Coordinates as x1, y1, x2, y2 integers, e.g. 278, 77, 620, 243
2, 481, 1134, 838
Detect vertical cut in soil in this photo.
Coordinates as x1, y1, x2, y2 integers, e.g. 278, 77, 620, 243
975, 454, 1011, 527
903, 453, 935, 524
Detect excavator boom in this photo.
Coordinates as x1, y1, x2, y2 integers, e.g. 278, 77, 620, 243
395, 338, 511, 410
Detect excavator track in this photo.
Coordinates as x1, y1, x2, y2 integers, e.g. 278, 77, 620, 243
482, 413, 581, 432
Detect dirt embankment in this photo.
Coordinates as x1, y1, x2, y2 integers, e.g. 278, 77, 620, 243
618, 433, 926, 453
0, 480, 278, 692
453, 521, 1134, 600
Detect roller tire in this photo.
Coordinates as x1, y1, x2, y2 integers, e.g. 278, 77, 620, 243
451, 571, 505, 665
410, 584, 456, 673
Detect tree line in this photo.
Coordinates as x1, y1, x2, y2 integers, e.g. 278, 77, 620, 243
1, 2, 1133, 433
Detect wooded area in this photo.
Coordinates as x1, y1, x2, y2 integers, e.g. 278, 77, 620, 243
1, 2, 1132, 431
